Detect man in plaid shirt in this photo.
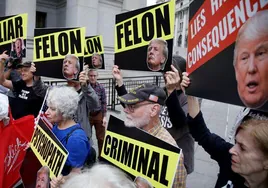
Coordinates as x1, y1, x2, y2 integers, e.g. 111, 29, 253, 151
88, 69, 107, 158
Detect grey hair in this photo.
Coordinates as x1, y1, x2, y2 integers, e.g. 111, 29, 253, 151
47, 86, 79, 120
233, 10, 268, 66
149, 38, 168, 70
62, 163, 136, 188
65, 54, 81, 73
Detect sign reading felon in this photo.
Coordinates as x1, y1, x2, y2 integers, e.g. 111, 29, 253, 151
33, 27, 85, 79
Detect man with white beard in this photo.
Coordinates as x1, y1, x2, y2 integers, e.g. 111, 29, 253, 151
117, 83, 187, 188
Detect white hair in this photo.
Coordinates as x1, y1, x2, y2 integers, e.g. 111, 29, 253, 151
233, 10, 268, 66
62, 163, 136, 188
47, 86, 79, 120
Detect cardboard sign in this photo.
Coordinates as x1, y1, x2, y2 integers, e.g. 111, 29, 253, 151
33, 27, 85, 80
0, 13, 27, 60
30, 119, 68, 179
114, 0, 175, 72
101, 115, 181, 188
186, 0, 268, 112
84, 35, 105, 69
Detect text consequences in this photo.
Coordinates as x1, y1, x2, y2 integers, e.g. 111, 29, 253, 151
187, 0, 268, 73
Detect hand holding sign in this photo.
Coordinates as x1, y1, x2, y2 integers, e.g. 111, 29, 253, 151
112, 65, 123, 87
181, 72, 190, 94
165, 65, 180, 96
79, 70, 87, 87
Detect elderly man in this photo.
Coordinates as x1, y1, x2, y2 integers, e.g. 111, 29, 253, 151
62, 54, 80, 80
233, 10, 268, 109
88, 69, 107, 158
147, 38, 168, 71
117, 83, 187, 188
0, 52, 44, 119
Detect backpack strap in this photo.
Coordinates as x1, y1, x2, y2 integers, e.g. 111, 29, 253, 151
64, 127, 83, 144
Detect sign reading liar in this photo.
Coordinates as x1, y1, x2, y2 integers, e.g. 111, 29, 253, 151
187, 0, 268, 74
30, 119, 68, 178
101, 115, 181, 188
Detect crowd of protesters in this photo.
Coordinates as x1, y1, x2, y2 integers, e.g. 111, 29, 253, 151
1, 10, 268, 188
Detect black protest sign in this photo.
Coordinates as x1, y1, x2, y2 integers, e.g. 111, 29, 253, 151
33, 27, 85, 80
30, 119, 68, 179
101, 115, 181, 187
0, 13, 27, 60
186, 0, 268, 112
114, 0, 175, 72
84, 35, 105, 69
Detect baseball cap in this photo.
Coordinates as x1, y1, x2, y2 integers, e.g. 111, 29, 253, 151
118, 83, 166, 105
16, 61, 31, 69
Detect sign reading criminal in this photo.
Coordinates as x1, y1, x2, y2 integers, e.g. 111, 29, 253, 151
101, 115, 181, 188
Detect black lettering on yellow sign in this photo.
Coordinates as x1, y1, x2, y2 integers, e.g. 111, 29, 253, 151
35, 29, 82, 59
116, 3, 171, 51
31, 126, 67, 177
85, 37, 102, 55
103, 135, 169, 186
0, 16, 24, 43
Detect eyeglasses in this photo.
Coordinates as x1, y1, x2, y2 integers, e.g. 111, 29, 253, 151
125, 102, 155, 113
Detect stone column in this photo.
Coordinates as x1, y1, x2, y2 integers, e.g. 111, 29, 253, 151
181, 10, 187, 48
5, 0, 37, 38
66, 0, 99, 36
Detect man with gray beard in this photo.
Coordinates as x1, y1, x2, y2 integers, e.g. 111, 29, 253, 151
117, 83, 187, 188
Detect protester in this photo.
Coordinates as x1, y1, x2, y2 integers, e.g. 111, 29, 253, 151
181, 72, 268, 188
233, 10, 268, 109
0, 51, 44, 119
61, 163, 136, 188
161, 55, 195, 174
35, 166, 50, 188
32, 54, 99, 140
116, 82, 187, 188
46, 86, 90, 187
147, 38, 168, 71
91, 53, 103, 69
88, 69, 107, 158
113, 63, 194, 174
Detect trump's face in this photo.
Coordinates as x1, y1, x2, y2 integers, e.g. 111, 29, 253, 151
35, 173, 49, 188
92, 54, 101, 68
62, 56, 78, 80
147, 40, 166, 71
234, 36, 268, 109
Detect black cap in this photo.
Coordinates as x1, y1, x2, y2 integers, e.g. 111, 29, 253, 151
118, 83, 166, 105
16, 61, 31, 68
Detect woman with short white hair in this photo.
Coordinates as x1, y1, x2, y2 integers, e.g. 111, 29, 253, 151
45, 86, 90, 187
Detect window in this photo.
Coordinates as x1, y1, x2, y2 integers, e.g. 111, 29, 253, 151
36, 11, 47, 28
